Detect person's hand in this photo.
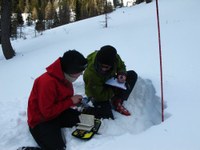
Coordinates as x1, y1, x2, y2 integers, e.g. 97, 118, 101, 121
117, 72, 126, 83
71, 95, 83, 105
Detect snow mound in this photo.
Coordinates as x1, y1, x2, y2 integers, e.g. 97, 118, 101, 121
70, 77, 168, 145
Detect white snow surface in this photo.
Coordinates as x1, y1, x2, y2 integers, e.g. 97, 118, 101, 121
0, 0, 200, 150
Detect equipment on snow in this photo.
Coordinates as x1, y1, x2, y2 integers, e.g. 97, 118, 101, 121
72, 114, 101, 140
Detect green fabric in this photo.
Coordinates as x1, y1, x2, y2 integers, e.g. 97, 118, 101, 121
83, 51, 126, 102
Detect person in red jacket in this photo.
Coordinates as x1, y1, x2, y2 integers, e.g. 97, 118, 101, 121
27, 50, 87, 150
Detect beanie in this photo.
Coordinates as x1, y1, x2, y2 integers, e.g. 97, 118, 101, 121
96, 45, 117, 66
61, 50, 87, 74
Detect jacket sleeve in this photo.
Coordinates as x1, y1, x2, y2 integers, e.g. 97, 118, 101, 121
37, 79, 74, 121
84, 70, 114, 102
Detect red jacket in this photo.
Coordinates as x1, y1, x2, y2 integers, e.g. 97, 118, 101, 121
27, 58, 74, 128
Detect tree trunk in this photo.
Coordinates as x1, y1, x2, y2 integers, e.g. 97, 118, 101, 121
1, 0, 15, 59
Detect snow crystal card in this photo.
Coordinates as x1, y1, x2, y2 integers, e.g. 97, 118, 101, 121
105, 77, 127, 90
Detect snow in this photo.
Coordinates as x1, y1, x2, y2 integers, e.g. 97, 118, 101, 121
1, 0, 200, 149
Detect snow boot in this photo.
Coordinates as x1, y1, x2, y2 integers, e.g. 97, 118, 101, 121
113, 99, 131, 116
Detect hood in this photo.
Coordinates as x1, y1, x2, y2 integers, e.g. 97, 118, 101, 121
46, 58, 65, 82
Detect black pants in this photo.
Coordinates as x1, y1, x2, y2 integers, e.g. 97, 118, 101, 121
114, 70, 138, 100
84, 70, 138, 119
29, 109, 80, 150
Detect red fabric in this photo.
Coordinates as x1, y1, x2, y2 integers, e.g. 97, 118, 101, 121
28, 58, 74, 128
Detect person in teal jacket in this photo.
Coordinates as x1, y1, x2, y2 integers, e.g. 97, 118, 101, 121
83, 45, 137, 119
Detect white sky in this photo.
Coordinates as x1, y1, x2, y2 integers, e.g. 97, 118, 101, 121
0, 0, 200, 150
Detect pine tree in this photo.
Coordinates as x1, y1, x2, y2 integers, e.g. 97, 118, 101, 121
59, 0, 70, 25
17, 9, 24, 38
35, 10, 45, 33
17, 9, 24, 26
11, 0, 18, 12
52, 11, 60, 28
26, 13, 33, 26
75, 0, 81, 21
24, 0, 32, 26
45, 1, 54, 29
87, 0, 98, 17
32, 7, 38, 21
18, 0, 25, 12
24, 0, 31, 13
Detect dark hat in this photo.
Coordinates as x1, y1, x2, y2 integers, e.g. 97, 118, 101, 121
61, 50, 87, 74
96, 45, 117, 66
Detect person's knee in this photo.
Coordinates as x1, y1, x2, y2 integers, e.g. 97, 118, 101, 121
127, 70, 138, 87
127, 70, 138, 81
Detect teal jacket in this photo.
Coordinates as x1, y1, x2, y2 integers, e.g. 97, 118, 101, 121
83, 51, 126, 102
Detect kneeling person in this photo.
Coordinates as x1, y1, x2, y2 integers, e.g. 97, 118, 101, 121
83, 45, 138, 119
27, 50, 87, 150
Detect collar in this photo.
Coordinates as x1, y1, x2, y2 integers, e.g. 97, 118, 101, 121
64, 73, 77, 82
